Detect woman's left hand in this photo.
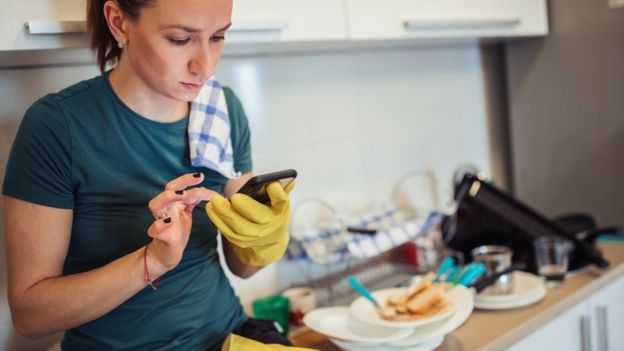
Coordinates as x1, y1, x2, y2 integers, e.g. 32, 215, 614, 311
205, 181, 295, 266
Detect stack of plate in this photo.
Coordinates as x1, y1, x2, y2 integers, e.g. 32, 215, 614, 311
303, 284, 474, 351
474, 271, 547, 310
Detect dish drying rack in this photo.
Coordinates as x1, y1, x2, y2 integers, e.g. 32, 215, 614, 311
281, 199, 445, 307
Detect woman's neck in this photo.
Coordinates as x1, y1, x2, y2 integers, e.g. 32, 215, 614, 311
108, 63, 188, 123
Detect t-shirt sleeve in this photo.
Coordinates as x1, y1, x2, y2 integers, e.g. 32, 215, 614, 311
2, 97, 74, 209
223, 87, 253, 174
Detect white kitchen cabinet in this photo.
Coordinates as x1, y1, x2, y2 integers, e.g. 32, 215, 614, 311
507, 301, 591, 351
0, 0, 547, 54
589, 276, 624, 351
509, 276, 624, 351
228, 0, 348, 43
346, 0, 548, 41
0, 0, 86, 51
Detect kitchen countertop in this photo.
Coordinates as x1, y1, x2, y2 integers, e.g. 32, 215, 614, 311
290, 243, 624, 351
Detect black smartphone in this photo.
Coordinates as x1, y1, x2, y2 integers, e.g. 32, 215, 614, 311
236, 169, 297, 204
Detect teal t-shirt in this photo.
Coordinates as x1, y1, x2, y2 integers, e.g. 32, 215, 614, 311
2, 73, 252, 350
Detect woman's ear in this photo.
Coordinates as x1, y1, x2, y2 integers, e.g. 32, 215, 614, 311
103, 1, 129, 46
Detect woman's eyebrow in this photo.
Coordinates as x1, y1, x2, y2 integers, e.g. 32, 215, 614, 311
215, 23, 232, 32
159, 23, 232, 33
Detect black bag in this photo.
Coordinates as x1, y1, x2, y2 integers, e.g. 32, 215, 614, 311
441, 174, 613, 273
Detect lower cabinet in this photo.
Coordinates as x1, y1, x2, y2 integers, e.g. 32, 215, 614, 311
589, 276, 624, 351
507, 302, 591, 351
508, 276, 624, 351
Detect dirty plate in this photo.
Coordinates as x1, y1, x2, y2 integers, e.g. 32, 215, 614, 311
330, 335, 444, 351
475, 271, 545, 304
303, 307, 414, 344
350, 287, 456, 329
388, 285, 473, 346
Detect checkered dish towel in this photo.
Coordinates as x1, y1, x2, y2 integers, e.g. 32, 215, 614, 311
188, 78, 241, 179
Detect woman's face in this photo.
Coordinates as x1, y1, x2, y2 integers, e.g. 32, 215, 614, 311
123, 0, 233, 102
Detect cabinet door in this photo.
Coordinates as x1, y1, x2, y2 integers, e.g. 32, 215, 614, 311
346, 0, 548, 40
0, 0, 86, 51
589, 276, 624, 351
229, 0, 348, 43
508, 302, 591, 351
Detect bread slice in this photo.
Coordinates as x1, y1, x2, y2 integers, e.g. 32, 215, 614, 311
405, 272, 435, 301
406, 285, 443, 314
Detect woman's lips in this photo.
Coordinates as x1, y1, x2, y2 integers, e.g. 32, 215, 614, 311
180, 82, 203, 91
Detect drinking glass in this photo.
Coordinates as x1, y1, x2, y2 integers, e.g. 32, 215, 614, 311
533, 236, 572, 288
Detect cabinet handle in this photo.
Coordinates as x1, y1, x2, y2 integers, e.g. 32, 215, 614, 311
403, 17, 521, 30
25, 20, 86, 34
596, 306, 609, 351
581, 315, 592, 351
230, 20, 287, 32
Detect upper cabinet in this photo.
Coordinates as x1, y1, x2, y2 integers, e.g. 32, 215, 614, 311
0, 0, 86, 51
228, 0, 348, 43
0, 0, 547, 53
346, 0, 547, 41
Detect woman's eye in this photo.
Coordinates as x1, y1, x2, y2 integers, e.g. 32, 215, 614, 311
168, 38, 191, 46
210, 35, 225, 42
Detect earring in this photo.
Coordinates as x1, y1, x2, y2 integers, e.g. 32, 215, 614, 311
117, 41, 124, 49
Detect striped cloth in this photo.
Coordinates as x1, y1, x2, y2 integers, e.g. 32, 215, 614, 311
287, 205, 444, 264
188, 78, 241, 179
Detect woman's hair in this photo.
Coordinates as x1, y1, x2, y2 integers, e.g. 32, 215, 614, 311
87, 0, 155, 72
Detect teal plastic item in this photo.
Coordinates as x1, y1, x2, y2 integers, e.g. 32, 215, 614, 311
456, 263, 487, 287
347, 276, 380, 308
434, 257, 455, 282
446, 265, 462, 281
598, 234, 624, 243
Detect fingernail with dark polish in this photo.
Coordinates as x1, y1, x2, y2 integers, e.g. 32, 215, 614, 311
193, 172, 202, 178
175, 190, 184, 195
163, 217, 172, 224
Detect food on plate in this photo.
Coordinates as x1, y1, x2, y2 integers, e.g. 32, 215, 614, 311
379, 273, 453, 321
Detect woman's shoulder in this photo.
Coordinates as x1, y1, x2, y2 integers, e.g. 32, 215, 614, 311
37, 74, 106, 107
222, 86, 246, 118
21, 75, 106, 132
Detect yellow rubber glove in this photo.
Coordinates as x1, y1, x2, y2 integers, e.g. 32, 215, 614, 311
221, 333, 317, 351
206, 181, 294, 266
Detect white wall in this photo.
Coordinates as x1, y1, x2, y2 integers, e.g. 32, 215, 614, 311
0, 44, 490, 349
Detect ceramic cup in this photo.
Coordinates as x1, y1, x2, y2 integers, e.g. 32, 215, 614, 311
282, 287, 316, 327
471, 245, 514, 295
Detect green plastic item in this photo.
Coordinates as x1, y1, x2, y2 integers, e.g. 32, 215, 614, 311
252, 295, 290, 336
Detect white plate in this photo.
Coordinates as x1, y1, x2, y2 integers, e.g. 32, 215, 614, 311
475, 271, 546, 303
303, 307, 414, 344
350, 286, 456, 329
474, 283, 547, 310
331, 336, 444, 351
388, 285, 473, 346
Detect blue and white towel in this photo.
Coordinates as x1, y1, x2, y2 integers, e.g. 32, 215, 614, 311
286, 205, 445, 264
188, 78, 241, 179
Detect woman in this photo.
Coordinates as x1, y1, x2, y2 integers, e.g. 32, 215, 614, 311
2, 0, 294, 349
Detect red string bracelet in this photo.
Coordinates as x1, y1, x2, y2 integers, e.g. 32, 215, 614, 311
144, 243, 160, 291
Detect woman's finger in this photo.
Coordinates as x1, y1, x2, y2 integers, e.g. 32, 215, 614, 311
148, 189, 185, 219
147, 216, 175, 242
181, 187, 215, 205
164, 172, 204, 192
230, 193, 272, 224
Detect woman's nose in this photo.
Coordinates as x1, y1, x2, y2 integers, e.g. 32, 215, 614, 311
189, 46, 215, 78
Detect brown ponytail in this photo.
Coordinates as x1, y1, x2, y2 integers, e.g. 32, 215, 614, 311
87, 0, 155, 72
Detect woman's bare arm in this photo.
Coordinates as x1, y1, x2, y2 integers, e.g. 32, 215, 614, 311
3, 196, 164, 338
3, 174, 208, 338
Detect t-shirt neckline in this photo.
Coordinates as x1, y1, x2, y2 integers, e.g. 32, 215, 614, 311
103, 70, 189, 129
